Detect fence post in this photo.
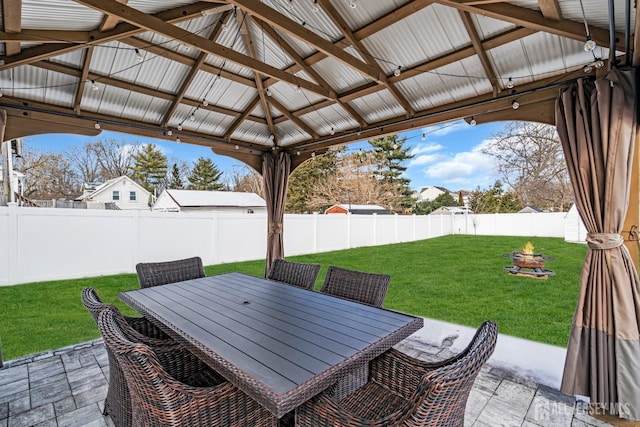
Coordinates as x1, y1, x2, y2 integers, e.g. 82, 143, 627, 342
313, 212, 318, 253
7, 202, 18, 285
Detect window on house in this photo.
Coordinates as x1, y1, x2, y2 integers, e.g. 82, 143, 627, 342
130, 191, 136, 201
112, 191, 120, 201
247, 209, 254, 214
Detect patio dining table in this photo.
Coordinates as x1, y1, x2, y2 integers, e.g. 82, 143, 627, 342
120, 272, 423, 418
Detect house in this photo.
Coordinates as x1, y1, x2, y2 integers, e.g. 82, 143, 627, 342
324, 204, 390, 215
430, 206, 474, 215
414, 186, 451, 202
151, 189, 266, 214
76, 176, 151, 210
518, 205, 543, 213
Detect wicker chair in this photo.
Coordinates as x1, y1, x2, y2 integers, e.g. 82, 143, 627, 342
97, 309, 278, 427
82, 288, 222, 427
295, 320, 498, 427
135, 256, 205, 288
319, 266, 390, 307
266, 259, 321, 290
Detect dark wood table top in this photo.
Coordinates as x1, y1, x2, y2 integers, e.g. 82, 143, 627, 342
120, 272, 423, 417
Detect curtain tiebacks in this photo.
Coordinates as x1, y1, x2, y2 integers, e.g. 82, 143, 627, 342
586, 233, 624, 250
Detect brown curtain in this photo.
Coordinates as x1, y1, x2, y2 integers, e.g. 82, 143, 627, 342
556, 68, 640, 420
262, 151, 291, 276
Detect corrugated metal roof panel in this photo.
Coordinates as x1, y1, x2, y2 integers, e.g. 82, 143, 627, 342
231, 120, 271, 145
350, 90, 405, 124
141, 98, 172, 124
312, 56, 370, 93
194, 110, 237, 136
275, 120, 311, 146
299, 104, 360, 135
22, 0, 102, 30
186, 72, 257, 112
471, 12, 518, 40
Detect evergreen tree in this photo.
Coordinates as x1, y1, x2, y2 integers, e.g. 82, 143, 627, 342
469, 181, 523, 213
413, 192, 458, 215
168, 163, 184, 189
368, 135, 414, 211
187, 157, 224, 191
130, 144, 167, 193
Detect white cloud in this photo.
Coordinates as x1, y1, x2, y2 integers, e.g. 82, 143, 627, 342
408, 153, 444, 167
422, 120, 468, 137
410, 143, 443, 156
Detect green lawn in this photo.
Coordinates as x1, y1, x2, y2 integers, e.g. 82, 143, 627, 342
0, 235, 587, 361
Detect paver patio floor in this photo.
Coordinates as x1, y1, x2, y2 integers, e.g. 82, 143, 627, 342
0, 320, 616, 427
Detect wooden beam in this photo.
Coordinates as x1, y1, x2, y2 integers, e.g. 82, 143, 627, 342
160, 9, 232, 128
538, 0, 562, 21
319, 0, 414, 116
267, 96, 318, 139
435, 0, 618, 48
459, 10, 500, 94
99, 0, 128, 31
0, 3, 212, 71
228, 0, 382, 84
73, 47, 94, 114
73, 0, 333, 99
223, 96, 261, 140
3, 0, 21, 56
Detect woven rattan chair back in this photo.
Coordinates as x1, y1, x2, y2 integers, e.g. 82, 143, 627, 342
81, 287, 172, 427
135, 256, 205, 288
319, 266, 390, 307
97, 309, 278, 427
266, 259, 321, 290
296, 320, 498, 427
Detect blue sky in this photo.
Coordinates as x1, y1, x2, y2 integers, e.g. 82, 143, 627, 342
23, 119, 506, 192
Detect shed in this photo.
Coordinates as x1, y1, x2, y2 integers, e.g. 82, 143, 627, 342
152, 189, 266, 214
324, 204, 390, 215
564, 204, 588, 243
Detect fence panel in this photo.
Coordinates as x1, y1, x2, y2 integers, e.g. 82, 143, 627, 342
0, 206, 577, 286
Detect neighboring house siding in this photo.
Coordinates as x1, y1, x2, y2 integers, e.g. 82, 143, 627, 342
151, 189, 266, 214
83, 177, 150, 210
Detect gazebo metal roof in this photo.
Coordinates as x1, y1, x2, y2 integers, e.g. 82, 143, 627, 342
0, 0, 634, 169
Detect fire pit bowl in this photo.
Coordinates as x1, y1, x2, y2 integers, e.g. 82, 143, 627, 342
503, 244, 555, 279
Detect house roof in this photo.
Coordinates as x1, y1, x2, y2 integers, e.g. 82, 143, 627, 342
162, 189, 266, 207
326, 203, 389, 214
77, 176, 149, 200
0, 0, 630, 171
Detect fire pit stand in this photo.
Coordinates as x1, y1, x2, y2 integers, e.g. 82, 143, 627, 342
503, 251, 555, 279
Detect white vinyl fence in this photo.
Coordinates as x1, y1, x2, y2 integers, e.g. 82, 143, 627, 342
0, 204, 581, 286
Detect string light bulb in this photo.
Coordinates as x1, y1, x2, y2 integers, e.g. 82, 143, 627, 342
288, 0, 294, 9
349, 0, 357, 9
506, 77, 514, 89
583, 64, 593, 73
166, 129, 173, 136
469, 117, 477, 126
235, 144, 239, 150
265, 88, 272, 97
312, 0, 319, 12
394, 66, 401, 77
512, 100, 520, 110
94, 121, 101, 129
189, 113, 195, 121
176, 137, 181, 143
311, 151, 316, 157
421, 133, 426, 141
202, 99, 209, 107
295, 85, 302, 93
330, 127, 335, 135
135, 49, 143, 62
91, 80, 99, 91
177, 124, 183, 131
584, 35, 596, 52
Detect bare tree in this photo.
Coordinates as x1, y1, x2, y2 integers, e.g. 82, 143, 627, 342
91, 139, 138, 179
482, 122, 573, 211
230, 165, 264, 197
16, 147, 80, 199
67, 144, 101, 184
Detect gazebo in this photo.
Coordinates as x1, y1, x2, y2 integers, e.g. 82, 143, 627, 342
0, 0, 638, 421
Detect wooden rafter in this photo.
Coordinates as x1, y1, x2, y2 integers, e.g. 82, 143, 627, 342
318, 0, 415, 117
160, 9, 232, 128
99, 0, 128, 31
538, 0, 562, 20
436, 0, 619, 48
223, 96, 261, 140
32, 60, 266, 126
237, 10, 277, 142
73, 47, 94, 114
0, 3, 214, 71
459, 11, 500, 95
257, 20, 366, 128
2, 0, 21, 56
72, 0, 334, 100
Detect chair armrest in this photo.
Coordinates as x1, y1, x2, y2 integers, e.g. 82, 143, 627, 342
369, 348, 448, 398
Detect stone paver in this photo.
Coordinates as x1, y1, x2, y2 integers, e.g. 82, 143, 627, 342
0, 336, 617, 427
